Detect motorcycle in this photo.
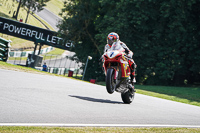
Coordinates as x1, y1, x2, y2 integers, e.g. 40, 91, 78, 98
102, 42, 135, 104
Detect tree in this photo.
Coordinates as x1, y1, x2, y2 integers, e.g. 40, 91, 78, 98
13, 0, 50, 23
13, 0, 22, 19
58, 0, 104, 81
59, 0, 200, 85
95, 0, 200, 85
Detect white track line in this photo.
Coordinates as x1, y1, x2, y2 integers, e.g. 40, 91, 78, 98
0, 123, 200, 128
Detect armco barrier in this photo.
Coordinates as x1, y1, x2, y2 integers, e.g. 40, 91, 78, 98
9, 46, 53, 57
35, 67, 81, 76
53, 68, 59, 74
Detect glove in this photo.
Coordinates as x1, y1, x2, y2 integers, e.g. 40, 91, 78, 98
127, 51, 133, 58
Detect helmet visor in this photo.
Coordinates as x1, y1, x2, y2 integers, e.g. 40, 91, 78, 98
107, 38, 114, 45
107, 36, 114, 45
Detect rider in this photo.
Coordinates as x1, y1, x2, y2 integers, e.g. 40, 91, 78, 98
104, 32, 136, 90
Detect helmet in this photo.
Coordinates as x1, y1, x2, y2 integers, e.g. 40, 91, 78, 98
107, 32, 119, 45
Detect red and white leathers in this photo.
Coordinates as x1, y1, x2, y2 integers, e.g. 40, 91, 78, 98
104, 40, 136, 84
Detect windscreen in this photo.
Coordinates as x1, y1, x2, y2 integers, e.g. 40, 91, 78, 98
110, 42, 124, 51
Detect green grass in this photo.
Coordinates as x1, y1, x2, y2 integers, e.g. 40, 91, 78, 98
0, 61, 49, 74
2, 59, 199, 107
8, 57, 27, 61
42, 48, 65, 60
45, 0, 65, 16
0, 0, 63, 60
0, 126, 200, 133
0, 61, 81, 79
96, 82, 200, 107
0, 0, 55, 48
0, 63, 199, 132
44, 48, 65, 55
1, 1, 200, 132
135, 85, 200, 106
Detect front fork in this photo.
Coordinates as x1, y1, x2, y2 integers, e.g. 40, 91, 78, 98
114, 70, 118, 82
112, 63, 120, 83
105, 63, 119, 82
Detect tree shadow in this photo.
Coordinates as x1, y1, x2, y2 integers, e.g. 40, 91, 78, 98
69, 95, 123, 104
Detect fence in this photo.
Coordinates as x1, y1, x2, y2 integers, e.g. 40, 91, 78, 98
9, 46, 54, 57
41, 54, 82, 76
7, 53, 83, 77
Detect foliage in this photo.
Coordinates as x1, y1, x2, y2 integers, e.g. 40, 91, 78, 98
0, 0, 54, 49
45, 0, 64, 16
58, 0, 200, 85
58, 0, 104, 81
13, 0, 50, 22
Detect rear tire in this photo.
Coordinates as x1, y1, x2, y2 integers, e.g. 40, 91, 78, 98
121, 90, 134, 104
106, 68, 115, 94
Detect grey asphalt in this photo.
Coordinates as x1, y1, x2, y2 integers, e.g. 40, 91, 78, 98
35, 8, 62, 31
0, 69, 200, 126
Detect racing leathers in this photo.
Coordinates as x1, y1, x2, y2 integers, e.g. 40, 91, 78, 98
104, 40, 136, 84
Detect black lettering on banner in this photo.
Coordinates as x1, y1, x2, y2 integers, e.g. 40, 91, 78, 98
0, 16, 71, 50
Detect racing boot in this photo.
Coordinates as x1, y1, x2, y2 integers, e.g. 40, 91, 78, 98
133, 77, 136, 83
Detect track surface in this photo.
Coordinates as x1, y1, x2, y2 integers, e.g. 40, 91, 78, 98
0, 69, 200, 127
35, 8, 61, 31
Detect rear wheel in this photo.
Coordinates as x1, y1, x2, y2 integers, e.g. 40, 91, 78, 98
121, 90, 135, 104
106, 68, 115, 94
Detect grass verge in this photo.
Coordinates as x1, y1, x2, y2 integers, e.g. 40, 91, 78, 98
0, 61, 81, 79
1, 61, 200, 107
0, 61, 50, 74
0, 126, 200, 133
45, 0, 65, 16
0, 0, 54, 48
46, 48, 65, 55
96, 82, 200, 107
135, 85, 200, 107
42, 48, 65, 60
0, 62, 199, 132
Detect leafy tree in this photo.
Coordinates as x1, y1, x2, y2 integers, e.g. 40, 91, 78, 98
13, 0, 22, 20
58, 0, 104, 81
13, 0, 50, 23
95, 0, 200, 85
59, 0, 200, 85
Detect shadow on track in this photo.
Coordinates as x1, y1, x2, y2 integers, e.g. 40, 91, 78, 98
69, 95, 122, 104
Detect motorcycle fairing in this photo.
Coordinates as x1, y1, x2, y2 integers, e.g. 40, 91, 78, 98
103, 50, 130, 78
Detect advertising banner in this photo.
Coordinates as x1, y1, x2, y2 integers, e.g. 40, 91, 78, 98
0, 17, 72, 50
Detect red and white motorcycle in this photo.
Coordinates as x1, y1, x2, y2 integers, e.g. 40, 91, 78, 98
102, 42, 135, 104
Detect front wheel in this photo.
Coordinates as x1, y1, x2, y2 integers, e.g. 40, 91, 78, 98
121, 90, 135, 104
106, 68, 115, 94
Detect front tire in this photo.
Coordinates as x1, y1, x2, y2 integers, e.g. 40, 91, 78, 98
121, 90, 135, 104
106, 68, 115, 94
